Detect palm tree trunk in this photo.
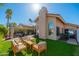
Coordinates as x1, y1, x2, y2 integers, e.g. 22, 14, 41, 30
7, 19, 10, 36
7, 19, 9, 28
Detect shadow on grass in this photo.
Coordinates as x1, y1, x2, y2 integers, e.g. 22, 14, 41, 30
8, 48, 25, 56
8, 48, 14, 56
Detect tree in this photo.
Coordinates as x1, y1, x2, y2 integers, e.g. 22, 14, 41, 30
9, 22, 17, 27
29, 18, 33, 23
12, 22, 17, 26
5, 9, 12, 28
0, 3, 4, 7
0, 24, 8, 37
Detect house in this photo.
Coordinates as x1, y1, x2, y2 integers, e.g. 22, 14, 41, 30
10, 24, 34, 38
35, 7, 79, 40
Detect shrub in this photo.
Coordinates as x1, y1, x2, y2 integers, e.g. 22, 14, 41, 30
0, 24, 8, 37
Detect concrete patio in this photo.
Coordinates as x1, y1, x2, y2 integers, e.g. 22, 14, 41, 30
66, 39, 78, 45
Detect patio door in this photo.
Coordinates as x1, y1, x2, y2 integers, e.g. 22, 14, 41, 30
64, 29, 69, 34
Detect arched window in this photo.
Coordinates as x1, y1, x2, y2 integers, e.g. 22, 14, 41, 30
48, 20, 54, 35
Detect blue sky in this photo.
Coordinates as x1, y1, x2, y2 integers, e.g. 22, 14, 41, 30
0, 3, 79, 26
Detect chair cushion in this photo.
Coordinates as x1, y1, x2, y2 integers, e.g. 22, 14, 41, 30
33, 44, 38, 49
16, 44, 26, 52
38, 41, 46, 46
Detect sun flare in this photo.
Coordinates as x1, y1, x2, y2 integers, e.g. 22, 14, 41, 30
32, 4, 41, 12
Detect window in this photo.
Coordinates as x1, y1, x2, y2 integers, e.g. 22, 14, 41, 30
48, 20, 54, 35
62, 28, 64, 34
56, 27, 60, 36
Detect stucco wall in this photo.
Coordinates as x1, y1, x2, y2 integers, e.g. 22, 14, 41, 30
37, 7, 48, 39
56, 18, 65, 33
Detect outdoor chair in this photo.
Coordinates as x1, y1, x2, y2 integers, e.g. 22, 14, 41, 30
11, 38, 26, 56
22, 36, 35, 42
32, 41, 47, 56
21, 37, 34, 49
22, 36, 31, 41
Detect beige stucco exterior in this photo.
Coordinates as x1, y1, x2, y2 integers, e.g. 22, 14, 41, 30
35, 7, 79, 40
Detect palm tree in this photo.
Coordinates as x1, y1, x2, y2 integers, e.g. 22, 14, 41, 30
9, 22, 17, 27
5, 9, 12, 28
0, 3, 4, 7
29, 18, 33, 24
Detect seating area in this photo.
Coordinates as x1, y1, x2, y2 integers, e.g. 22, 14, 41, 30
11, 36, 47, 56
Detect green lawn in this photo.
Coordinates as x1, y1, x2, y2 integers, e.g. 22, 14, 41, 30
35, 38, 79, 56
0, 33, 11, 56
0, 33, 79, 56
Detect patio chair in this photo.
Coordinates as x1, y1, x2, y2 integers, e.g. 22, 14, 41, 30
11, 38, 26, 56
22, 36, 35, 42
32, 41, 47, 56
22, 36, 31, 40
21, 37, 34, 49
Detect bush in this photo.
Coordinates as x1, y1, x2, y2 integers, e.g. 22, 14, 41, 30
0, 24, 8, 37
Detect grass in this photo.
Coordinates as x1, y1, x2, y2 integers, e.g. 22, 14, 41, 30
0, 32, 11, 56
0, 33, 79, 56
35, 38, 79, 56
44, 39, 79, 56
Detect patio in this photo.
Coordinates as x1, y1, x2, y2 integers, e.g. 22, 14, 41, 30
66, 39, 78, 45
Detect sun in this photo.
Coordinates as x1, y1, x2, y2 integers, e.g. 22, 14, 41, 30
32, 4, 41, 12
